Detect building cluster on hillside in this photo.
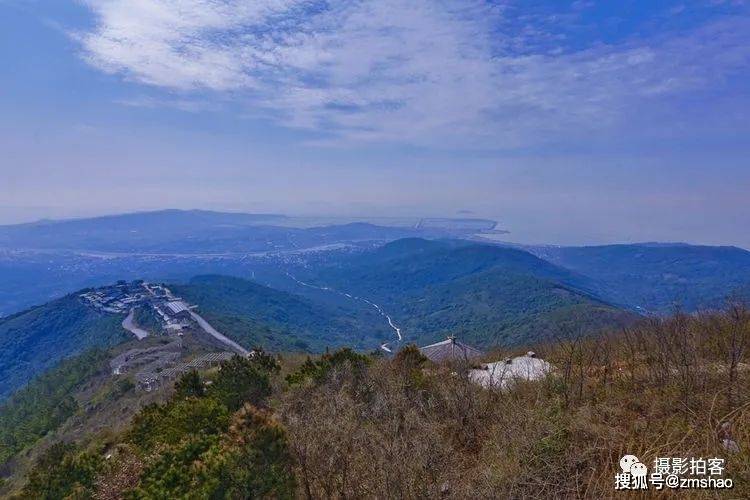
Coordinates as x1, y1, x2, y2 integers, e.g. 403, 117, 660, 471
79, 280, 147, 314
79, 280, 194, 332
78, 280, 257, 392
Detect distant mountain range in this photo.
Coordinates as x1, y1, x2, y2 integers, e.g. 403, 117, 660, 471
2, 210, 747, 315
0, 209, 497, 315
0, 209, 419, 253
2, 210, 750, 402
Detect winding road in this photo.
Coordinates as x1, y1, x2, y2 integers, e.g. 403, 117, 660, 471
190, 311, 250, 357
285, 272, 403, 351
122, 309, 149, 340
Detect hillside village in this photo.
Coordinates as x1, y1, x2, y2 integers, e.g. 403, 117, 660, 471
79, 280, 248, 356
79, 280, 194, 333
79, 280, 247, 391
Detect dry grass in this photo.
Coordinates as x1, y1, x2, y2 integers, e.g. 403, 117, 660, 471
277, 306, 750, 499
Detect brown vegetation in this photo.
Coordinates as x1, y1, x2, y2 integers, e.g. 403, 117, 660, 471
278, 306, 750, 498
9, 306, 750, 498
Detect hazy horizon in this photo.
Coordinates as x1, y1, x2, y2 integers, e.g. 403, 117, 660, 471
2, 1, 749, 248
2, 206, 749, 251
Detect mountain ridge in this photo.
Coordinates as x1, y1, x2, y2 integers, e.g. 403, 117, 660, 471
531, 242, 750, 312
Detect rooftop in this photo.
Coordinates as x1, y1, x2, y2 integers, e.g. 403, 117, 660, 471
419, 336, 484, 363
165, 300, 189, 315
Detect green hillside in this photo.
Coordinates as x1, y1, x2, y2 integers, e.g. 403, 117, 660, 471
396, 268, 634, 346
321, 238, 589, 294
172, 275, 388, 352
295, 239, 634, 347
534, 243, 750, 312
0, 296, 128, 400
0, 275, 388, 403
0, 240, 641, 403
0, 349, 109, 465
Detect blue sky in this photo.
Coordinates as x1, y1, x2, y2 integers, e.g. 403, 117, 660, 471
1, 0, 749, 247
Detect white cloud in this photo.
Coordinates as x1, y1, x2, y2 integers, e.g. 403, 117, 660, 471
76, 0, 750, 147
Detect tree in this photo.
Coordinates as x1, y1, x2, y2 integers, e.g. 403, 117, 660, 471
174, 370, 205, 399
248, 348, 282, 374
22, 442, 102, 499
285, 348, 371, 386
127, 398, 230, 452
198, 405, 296, 499
211, 356, 273, 411
393, 344, 428, 370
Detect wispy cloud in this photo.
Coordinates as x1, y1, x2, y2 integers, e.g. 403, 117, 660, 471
75, 0, 750, 147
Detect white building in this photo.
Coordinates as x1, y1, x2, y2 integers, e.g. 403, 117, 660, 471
469, 352, 553, 390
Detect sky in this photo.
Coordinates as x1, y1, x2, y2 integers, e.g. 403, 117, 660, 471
1, 0, 749, 247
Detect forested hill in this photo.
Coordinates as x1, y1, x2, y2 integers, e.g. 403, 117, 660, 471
532, 243, 750, 312
10, 238, 747, 402
0, 275, 389, 402
311, 238, 598, 296
290, 238, 636, 347
171, 275, 389, 352
0, 297, 127, 400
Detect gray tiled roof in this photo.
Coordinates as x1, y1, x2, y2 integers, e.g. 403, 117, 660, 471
419, 337, 484, 363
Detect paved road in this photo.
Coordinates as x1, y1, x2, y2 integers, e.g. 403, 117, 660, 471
190, 311, 250, 356
122, 309, 149, 340
286, 272, 403, 349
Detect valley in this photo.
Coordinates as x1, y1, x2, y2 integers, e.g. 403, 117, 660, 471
3, 213, 750, 405
284, 271, 403, 351
1, 212, 749, 498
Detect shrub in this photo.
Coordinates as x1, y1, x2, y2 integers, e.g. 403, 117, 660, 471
285, 348, 371, 386
174, 370, 205, 399
22, 442, 102, 499
210, 356, 273, 411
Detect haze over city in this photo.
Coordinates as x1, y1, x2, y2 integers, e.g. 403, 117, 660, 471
2, 0, 749, 247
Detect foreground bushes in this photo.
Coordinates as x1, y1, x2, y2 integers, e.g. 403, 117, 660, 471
18, 352, 294, 499
15, 307, 750, 498
278, 306, 750, 498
